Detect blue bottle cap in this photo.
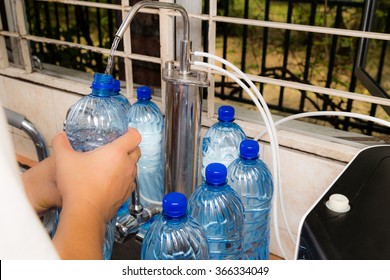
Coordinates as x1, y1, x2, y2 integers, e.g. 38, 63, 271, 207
112, 79, 121, 93
163, 192, 187, 218
91, 73, 113, 91
240, 139, 259, 160
137, 86, 152, 100
205, 163, 227, 185
218, 105, 235, 122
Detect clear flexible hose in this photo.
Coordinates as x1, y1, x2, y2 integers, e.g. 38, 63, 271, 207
255, 111, 390, 139
139, 192, 163, 206
192, 52, 390, 260
192, 58, 291, 259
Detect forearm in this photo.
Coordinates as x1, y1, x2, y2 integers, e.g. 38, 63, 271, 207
52, 203, 106, 260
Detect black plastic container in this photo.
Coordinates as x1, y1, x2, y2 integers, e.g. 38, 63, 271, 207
296, 145, 390, 260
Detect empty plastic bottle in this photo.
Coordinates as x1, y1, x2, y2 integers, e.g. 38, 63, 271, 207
141, 192, 209, 260
188, 163, 244, 260
58, 72, 128, 260
127, 86, 164, 207
227, 139, 273, 260
201, 105, 246, 179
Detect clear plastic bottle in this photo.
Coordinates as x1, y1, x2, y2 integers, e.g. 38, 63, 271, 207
188, 163, 244, 260
127, 86, 164, 207
111, 79, 132, 220
227, 139, 273, 260
141, 192, 209, 260
58, 72, 128, 260
111, 78, 131, 115
201, 105, 246, 179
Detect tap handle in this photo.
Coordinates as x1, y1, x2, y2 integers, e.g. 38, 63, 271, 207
130, 176, 144, 215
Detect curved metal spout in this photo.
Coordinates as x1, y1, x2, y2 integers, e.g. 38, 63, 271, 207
115, 0, 191, 74
116, 0, 189, 41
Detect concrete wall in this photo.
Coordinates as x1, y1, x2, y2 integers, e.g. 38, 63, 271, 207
1, 71, 376, 259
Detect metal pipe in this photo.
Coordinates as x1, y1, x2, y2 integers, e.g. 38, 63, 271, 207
162, 61, 209, 198
130, 177, 143, 217
3, 107, 49, 161
114, 0, 210, 206
115, 0, 191, 73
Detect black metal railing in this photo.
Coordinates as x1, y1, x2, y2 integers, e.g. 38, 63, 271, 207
23, 0, 161, 86
205, 0, 389, 136
3, 0, 389, 136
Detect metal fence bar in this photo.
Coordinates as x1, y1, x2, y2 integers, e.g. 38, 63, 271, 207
15, 0, 32, 73
206, 0, 218, 118
0, 7, 9, 69
279, 0, 294, 109
189, 66, 390, 108
121, 0, 134, 100
211, 15, 390, 41
0, 0, 388, 136
322, 4, 343, 112
159, 0, 176, 113
300, 1, 317, 112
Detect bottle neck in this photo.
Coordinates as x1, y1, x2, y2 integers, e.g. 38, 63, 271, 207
218, 119, 233, 123
217, 120, 234, 127
137, 98, 151, 103
92, 89, 112, 97
206, 182, 227, 191
163, 213, 188, 223
240, 157, 259, 162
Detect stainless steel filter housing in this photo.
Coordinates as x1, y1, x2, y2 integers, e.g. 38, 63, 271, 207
163, 61, 209, 198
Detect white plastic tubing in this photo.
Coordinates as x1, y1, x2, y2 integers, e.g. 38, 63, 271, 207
255, 111, 390, 139
191, 51, 390, 260
192, 51, 292, 260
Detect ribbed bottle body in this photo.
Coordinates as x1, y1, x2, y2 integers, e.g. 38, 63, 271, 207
58, 73, 128, 260
141, 192, 209, 260
227, 158, 273, 260
65, 95, 127, 152
128, 97, 164, 207
141, 215, 209, 260
113, 94, 131, 115
188, 182, 244, 260
111, 78, 131, 117
202, 121, 246, 178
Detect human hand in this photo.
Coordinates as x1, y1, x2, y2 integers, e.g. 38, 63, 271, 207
52, 128, 141, 223
22, 156, 62, 214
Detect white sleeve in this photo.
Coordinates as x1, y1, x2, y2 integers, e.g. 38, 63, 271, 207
0, 106, 59, 259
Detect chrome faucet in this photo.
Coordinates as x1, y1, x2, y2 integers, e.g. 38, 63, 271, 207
113, 0, 209, 241
115, 0, 191, 74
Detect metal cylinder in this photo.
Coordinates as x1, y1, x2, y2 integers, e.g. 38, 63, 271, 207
163, 61, 209, 198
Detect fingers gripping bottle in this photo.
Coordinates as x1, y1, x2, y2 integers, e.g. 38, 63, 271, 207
57, 72, 129, 260
111, 79, 132, 220
141, 192, 209, 260
201, 105, 246, 179
188, 163, 244, 259
227, 140, 273, 260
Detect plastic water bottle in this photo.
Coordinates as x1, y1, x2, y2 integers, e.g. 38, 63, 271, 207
111, 78, 131, 115
227, 139, 273, 260
141, 192, 209, 260
188, 163, 244, 260
111, 79, 132, 220
201, 105, 246, 179
127, 86, 164, 207
61, 72, 128, 260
